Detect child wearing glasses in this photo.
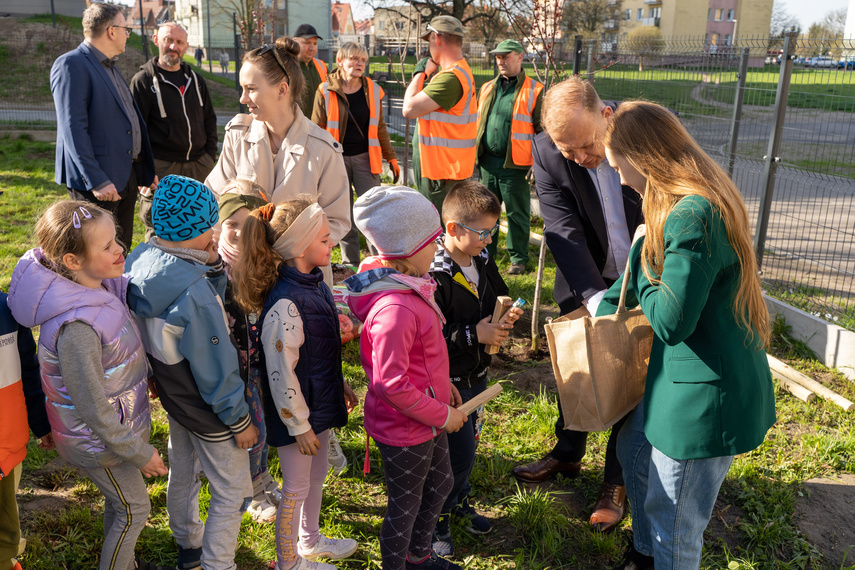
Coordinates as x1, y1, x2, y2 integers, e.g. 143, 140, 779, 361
428, 181, 523, 556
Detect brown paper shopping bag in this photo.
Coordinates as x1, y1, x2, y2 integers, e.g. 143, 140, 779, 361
544, 260, 654, 432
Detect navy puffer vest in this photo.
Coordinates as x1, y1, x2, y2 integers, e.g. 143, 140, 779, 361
259, 265, 347, 447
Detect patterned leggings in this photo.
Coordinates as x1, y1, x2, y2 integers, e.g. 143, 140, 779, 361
376, 432, 453, 570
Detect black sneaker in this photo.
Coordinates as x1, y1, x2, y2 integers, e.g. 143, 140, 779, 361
135, 559, 177, 570
432, 512, 454, 556
405, 551, 463, 570
176, 545, 202, 570
452, 498, 492, 534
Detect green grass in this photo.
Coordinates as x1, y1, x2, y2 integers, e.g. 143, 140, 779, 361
5, 135, 855, 569
700, 67, 855, 110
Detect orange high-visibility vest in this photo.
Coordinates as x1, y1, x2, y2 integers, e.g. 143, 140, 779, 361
313, 58, 328, 82
418, 58, 477, 181
478, 74, 543, 167
321, 79, 385, 174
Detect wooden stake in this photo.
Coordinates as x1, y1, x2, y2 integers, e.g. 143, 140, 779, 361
458, 383, 503, 416
486, 296, 512, 355
767, 355, 854, 411
770, 371, 816, 403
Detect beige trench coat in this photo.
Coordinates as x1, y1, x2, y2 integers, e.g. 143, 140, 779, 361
205, 112, 351, 243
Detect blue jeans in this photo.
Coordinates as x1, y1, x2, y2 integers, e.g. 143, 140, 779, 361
617, 403, 733, 569
442, 379, 487, 512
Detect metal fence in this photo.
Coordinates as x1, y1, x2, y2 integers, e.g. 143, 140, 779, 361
1, 22, 853, 326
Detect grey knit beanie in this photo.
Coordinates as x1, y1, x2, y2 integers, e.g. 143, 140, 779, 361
353, 186, 442, 259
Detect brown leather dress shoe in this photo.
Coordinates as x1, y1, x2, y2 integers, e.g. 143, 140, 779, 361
511, 455, 582, 483
590, 481, 626, 533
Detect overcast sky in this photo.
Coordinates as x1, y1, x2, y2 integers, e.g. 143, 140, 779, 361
789, 0, 850, 29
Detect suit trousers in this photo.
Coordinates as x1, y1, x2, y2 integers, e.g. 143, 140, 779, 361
551, 403, 627, 487
68, 166, 138, 253
480, 159, 531, 265
139, 155, 217, 242
338, 153, 381, 266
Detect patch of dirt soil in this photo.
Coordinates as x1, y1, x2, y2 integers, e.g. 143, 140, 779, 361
795, 473, 855, 568
18, 456, 85, 520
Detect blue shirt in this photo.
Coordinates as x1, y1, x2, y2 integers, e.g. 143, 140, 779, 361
587, 158, 630, 281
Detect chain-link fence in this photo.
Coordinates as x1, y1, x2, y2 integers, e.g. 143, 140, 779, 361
1, 21, 852, 327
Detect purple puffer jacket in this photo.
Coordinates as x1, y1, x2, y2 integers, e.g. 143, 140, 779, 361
7, 249, 150, 469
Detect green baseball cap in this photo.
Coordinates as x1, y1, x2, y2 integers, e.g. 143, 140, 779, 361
490, 40, 524, 54
420, 15, 465, 40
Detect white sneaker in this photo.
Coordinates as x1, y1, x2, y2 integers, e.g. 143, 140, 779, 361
327, 431, 348, 476
281, 557, 336, 570
298, 534, 358, 560
248, 494, 277, 523
261, 470, 283, 504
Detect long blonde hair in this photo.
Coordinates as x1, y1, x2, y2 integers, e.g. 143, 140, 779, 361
604, 101, 769, 347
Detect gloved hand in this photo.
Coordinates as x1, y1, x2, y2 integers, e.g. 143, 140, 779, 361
389, 159, 401, 183
414, 56, 431, 76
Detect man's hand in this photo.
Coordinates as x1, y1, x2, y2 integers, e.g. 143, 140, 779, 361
295, 429, 321, 456
476, 315, 510, 347
140, 448, 169, 477
93, 184, 120, 202
389, 159, 401, 183
233, 424, 259, 449
139, 175, 159, 197
425, 57, 439, 77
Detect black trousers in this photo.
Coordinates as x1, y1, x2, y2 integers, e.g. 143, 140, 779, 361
551, 405, 627, 486
68, 166, 138, 253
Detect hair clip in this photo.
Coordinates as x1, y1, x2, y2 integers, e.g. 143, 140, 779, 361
79, 206, 92, 219
73, 211, 81, 228
259, 203, 276, 222
72, 206, 92, 229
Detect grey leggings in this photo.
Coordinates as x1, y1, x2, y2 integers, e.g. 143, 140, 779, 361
376, 432, 453, 570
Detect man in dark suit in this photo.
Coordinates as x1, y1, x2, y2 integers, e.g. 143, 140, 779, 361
51, 3, 155, 251
512, 76, 643, 535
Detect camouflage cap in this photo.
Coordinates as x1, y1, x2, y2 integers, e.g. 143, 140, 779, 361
420, 15, 465, 40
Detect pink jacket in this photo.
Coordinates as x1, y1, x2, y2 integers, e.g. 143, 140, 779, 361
346, 271, 451, 448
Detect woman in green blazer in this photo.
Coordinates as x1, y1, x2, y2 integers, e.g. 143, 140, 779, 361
597, 101, 776, 570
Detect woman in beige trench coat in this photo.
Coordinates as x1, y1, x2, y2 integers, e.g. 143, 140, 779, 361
205, 37, 350, 250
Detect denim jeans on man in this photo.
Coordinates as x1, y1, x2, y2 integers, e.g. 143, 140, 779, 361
617, 402, 733, 569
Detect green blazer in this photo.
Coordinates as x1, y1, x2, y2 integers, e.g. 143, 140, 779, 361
598, 195, 776, 460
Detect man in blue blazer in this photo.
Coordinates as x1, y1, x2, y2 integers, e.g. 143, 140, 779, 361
512, 77, 644, 539
51, 3, 155, 251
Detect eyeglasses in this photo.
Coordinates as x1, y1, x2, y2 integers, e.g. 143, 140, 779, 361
456, 221, 500, 241
111, 25, 133, 37
258, 44, 289, 82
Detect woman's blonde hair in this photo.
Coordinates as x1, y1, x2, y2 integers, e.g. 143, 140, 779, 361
336, 41, 368, 64
604, 101, 769, 347
231, 195, 315, 314
36, 200, 113, 282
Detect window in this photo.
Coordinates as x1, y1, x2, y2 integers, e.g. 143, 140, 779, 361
378, 20, 384, 30
625, 9, 631, 20
715, 9, 724, 21
637, 8, 642, 20
711, 32, 719, 45
727, 9, 734, 21
708, 8, 712, 20
725, 33, 732, 45
649, 7, 660, 18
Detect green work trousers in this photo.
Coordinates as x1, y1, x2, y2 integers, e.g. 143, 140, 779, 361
479, 161, 531, 265
0, 463, 24, 570
412, 138, 459, 217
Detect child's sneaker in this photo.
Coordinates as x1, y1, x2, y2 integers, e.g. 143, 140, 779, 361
248, 493, 278, 523
452, 498, 492, 534
405, 551, 463, 570
11, 559, 22, 570
298, 534, 358, 560
268, 557, 337, 570
431, 513, 453, 556
261, 469, 283, 504
327, 431, 348, 476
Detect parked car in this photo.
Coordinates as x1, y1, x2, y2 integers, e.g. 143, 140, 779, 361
838, 58, 855, 69
811, 56, 835, 68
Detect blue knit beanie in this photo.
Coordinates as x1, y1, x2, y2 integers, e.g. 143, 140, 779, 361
152, 175, 219, 241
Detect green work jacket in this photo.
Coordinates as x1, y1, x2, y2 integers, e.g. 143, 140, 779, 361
598, 195, 776, 460
475, 72, 542, 171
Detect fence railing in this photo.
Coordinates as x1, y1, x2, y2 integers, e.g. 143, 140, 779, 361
2, 22, 853, 328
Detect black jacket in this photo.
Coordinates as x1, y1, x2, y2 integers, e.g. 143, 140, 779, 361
532, 101, 644, 315
130, 58, 218, 163
430, 242, 509, 389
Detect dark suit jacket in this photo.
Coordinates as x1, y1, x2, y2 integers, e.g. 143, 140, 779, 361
532, 102, 643, 315
51, 42, 155, 193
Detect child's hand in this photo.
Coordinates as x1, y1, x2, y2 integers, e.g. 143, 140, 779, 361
476, 315, 510, 347
296, 429, 321, 456
148, 377, 159, 400
501, 307, 524, 328
343, 382, 358, 413
450, 384, 463, 408
444, 405, 468, 434
234, 424, 259, 449
141, 449, 168, 477
38, 432, 56, 451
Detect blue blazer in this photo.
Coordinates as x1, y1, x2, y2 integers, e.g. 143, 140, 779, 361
50, 42, 155, 193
